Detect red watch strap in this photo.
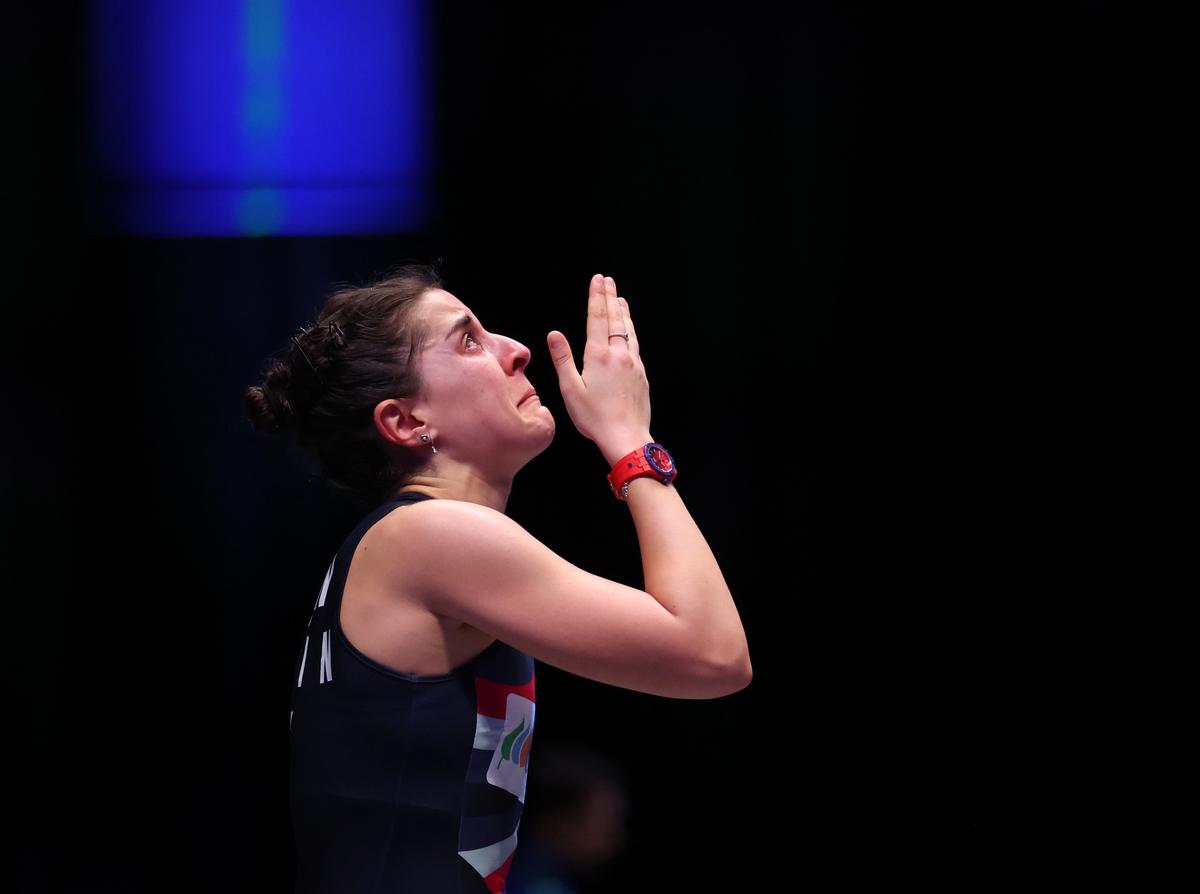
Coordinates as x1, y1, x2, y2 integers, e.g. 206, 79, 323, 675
607, 443, 676, 500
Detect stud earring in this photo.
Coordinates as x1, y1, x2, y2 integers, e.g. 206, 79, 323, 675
421, 433, 438, 454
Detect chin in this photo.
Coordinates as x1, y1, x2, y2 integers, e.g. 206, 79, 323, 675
532, 405, 555, 432
530, 418, 556, 452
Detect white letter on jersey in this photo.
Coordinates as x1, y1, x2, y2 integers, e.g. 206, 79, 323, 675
320, 628, 333, 684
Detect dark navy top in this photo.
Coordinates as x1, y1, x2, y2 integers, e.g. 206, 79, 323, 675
288, 492, 537, 893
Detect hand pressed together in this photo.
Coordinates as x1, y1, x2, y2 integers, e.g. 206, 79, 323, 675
546, 273, 653, 463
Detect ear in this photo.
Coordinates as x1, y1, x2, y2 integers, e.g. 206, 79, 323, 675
373, 396, 428, 449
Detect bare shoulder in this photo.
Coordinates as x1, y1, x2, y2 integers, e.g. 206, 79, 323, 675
374, 497, 554, 603
370, 497, 746, 699
373, 496, 501, 558
371, 497, 527, 595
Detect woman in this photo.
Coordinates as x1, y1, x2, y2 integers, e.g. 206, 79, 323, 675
243, 264, 751, 893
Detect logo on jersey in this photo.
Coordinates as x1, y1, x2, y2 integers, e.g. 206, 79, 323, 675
487, 693, 536, 801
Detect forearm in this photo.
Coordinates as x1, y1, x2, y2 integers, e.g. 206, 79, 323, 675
602, 436, 749, 673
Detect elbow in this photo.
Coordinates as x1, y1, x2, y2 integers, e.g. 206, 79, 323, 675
724, 634, 753, 691
739, 653, 753, 687
706, 649, 752, 698
725, 653, 753, 694
675, 622, 753, 699
669, 649, 752, 700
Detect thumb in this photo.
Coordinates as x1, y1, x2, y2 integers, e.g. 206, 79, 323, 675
547, 331, 579, 384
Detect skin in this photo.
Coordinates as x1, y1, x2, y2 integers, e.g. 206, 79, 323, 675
374, 288, 557, 513
363, 276, 749, 694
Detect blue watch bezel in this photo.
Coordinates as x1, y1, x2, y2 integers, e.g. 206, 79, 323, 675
643, 442, 677, 480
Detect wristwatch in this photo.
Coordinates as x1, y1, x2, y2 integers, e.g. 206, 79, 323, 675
607, 442, 678, 501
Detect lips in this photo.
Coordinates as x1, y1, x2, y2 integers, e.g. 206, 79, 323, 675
518, 388, 538, 406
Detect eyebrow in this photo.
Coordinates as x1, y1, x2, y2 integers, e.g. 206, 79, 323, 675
445, 313, 477, 341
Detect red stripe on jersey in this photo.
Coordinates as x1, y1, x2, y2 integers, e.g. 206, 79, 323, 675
474, 674, 536, 719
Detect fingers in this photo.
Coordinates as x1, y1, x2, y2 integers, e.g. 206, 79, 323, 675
547, 329, 573, 370
547, 329, 581, 395
585, 272, 608, 352
616, 294, 639, 356
604, 275, 630, 350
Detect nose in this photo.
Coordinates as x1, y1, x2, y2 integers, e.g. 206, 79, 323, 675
501, 333, 531, 374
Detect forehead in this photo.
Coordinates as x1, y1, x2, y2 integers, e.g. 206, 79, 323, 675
422, 288, 473, 322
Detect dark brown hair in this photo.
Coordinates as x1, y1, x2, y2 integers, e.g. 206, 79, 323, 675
242, 262, 444, 510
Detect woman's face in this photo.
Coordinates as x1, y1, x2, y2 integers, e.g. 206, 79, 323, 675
410, 288, 555, 465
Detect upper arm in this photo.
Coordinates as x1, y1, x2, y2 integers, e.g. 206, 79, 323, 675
387, 499, 743, 699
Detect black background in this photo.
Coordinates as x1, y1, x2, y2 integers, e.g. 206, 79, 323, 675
6, 3, 1192, 890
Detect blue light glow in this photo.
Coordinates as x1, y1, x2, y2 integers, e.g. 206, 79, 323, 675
86, 0, 435, 236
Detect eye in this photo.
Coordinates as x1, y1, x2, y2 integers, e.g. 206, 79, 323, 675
463, 331, 481, 349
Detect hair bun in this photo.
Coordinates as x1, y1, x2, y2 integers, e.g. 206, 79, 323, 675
242, 361, 298, 434
260, 382, 292, 432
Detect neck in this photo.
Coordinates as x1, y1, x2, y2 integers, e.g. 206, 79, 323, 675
394, 464, 513, 514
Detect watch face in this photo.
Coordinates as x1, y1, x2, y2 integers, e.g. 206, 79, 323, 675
645, 443, 675, 475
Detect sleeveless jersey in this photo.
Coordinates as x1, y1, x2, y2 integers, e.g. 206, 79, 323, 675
288, 492, 537, 894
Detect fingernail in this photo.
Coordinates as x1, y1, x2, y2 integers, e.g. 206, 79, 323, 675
593, 273, 603, 282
